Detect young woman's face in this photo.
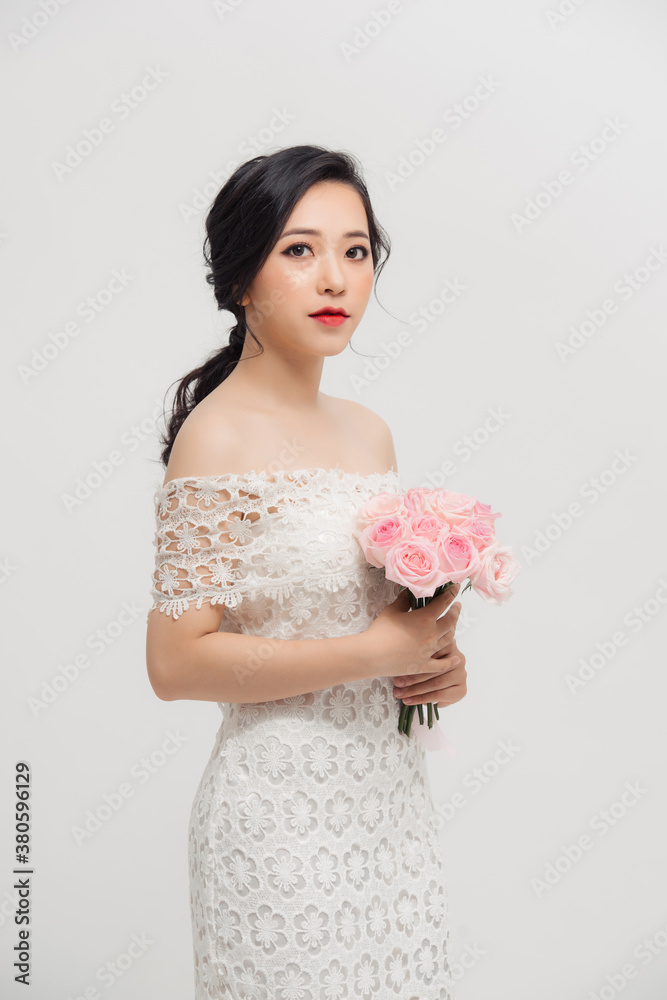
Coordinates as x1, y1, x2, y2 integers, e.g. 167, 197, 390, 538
239, 180, 375, 357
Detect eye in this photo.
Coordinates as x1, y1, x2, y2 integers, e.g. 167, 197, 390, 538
282, 242, 314, 258
346, 246, 370, 260
281, 243, 370, 260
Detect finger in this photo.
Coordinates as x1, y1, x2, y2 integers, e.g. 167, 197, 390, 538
393, 670, 442, 688
405, 656, 462, 686
433, 607, 462, 646
429, 653, 460, 672
431, 635, 457, 658
435, 583, 460, 610
418, 583, 459, 617
396, 661, 462, 699
438, 601, 462, 627
401, 680, 466, 706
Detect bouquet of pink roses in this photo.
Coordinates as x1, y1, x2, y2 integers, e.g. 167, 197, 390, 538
355, 486, 520, 741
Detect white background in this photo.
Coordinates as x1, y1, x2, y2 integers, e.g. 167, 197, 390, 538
2, 1, 667, 998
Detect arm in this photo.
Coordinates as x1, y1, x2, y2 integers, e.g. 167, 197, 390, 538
145, 405, 435, 704
145, 415, 383, 704
146, 603, 377, 703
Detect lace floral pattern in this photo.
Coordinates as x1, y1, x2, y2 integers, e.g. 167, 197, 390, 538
148, 466, 455, 998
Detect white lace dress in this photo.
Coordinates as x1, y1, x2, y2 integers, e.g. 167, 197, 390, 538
147, 465, 455, 999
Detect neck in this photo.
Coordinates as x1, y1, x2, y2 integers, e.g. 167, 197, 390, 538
225, 343, 326, 414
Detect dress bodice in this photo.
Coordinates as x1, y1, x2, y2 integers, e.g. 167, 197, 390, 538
148, 465, 405, 642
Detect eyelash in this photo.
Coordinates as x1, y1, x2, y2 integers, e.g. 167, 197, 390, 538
282, 242, 370, 261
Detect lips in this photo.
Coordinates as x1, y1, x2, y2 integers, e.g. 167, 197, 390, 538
309, 309, 349, 317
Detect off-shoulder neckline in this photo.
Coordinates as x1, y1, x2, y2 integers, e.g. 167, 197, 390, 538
160, 464, 400, 489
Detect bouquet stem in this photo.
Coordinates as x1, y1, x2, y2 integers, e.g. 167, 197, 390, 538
397, 582, 456, 736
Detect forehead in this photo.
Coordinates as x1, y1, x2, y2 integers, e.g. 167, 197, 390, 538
286, 181, 367, 228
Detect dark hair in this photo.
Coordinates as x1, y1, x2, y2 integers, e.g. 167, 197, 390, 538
158, 144, 392, 467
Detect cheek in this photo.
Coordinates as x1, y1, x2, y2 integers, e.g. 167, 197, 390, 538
356, 267, 375, 296
271, 257, 313, 295
253, 258, 301, 298
247, 270, 301, 324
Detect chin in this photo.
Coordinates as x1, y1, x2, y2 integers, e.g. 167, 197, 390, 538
317, 341, 349, 358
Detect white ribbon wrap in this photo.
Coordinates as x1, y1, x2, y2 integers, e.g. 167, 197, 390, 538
411, 716, 458, 757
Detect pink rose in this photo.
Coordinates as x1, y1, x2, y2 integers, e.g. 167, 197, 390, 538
456, 517, 496, 551
471, 541, 521, 604
425, 490, 477, 525
435, 527, 481, 584
358, 516, 413, 569
404, 488, 433, 517
356, 491, 407, 533
385, 540, 448, 599
408, 514, 445, 545
472, 499, 502, 527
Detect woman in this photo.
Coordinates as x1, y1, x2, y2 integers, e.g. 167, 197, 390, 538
146, 144, 467, 999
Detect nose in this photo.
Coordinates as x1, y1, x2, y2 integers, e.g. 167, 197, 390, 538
316, 253, 345, 295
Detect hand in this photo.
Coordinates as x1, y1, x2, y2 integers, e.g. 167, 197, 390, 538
392, 639, 467, 707
363, 582, 463, 681
392, 589, 468, 707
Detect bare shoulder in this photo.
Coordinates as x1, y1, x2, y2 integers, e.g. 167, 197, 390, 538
325, 395, 397, 471
161, 395, 244, 485
332, 396, 390, 435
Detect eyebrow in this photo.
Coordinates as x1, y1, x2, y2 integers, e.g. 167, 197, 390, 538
279, 227, 370, 241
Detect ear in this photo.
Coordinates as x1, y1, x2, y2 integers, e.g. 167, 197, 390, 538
231, 282, 249, 307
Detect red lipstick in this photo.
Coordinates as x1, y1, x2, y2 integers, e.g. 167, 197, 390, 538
309, 308, 349, 327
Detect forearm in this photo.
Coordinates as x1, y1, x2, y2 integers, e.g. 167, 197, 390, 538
164, 629, 377, 703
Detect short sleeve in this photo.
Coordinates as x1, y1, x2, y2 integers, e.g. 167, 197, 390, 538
148, 477, 251, 621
